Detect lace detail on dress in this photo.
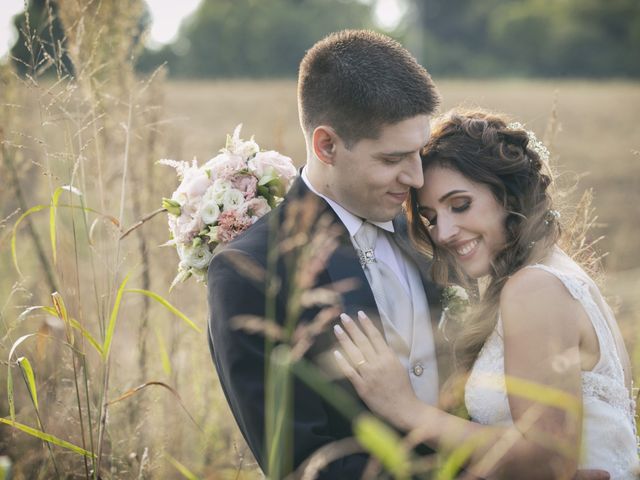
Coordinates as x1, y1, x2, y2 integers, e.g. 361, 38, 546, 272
465, 259, 640, 478
527, 264, 635, 424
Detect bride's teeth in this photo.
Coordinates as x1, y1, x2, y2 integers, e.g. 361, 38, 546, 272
456, 239, 478, 256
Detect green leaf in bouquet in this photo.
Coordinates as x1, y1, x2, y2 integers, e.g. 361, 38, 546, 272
258, 172, 278, 186
162, 198, 182, 216
205, 226, 219, 244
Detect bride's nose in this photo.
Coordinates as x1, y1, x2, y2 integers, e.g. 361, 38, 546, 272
434, 214, 459, 244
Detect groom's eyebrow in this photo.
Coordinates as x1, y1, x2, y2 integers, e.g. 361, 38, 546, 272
375, 149, 417, 158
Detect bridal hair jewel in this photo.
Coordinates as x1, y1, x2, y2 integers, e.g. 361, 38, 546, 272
544, 209, 561, 225
506, 122, 551, 163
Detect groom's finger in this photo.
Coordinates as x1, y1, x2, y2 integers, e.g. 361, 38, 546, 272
340, 313, 376, 359
334, 323, 367, 367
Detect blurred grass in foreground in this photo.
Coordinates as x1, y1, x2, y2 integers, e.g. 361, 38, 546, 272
0, 4, 638, 477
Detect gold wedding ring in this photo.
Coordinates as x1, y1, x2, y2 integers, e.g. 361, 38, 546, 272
356, 359, 366, 367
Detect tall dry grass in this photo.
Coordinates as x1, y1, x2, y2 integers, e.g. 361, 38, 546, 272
0, 2, 639, 479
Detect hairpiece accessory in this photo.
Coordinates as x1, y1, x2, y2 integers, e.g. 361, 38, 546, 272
506, 122, 550, 163
544, 209, 560, 225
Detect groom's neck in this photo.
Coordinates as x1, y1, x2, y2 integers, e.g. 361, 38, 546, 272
304, 162, 334, 200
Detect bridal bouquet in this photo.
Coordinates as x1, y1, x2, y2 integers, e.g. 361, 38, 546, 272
160, 125, 297, 287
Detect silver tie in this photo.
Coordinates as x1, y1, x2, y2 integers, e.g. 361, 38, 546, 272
352, 222, 413, 345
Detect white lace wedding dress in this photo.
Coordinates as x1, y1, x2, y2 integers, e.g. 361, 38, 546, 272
465, 249, 639, 479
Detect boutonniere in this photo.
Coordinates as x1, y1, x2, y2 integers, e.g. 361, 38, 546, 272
438, 284, 470, 341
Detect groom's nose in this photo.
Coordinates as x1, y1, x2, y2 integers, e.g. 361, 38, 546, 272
398, 152, 424, 189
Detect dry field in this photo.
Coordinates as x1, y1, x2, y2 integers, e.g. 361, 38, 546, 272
1, 75, 639, 479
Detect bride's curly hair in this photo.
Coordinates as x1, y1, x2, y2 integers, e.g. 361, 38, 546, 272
407, 108, 562, 371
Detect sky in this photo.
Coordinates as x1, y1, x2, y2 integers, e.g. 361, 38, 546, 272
0, 0, 405, 59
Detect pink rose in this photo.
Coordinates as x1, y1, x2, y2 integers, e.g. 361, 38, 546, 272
175, 168, 211, 203
241, 197, 271, 223
225, 172, 258, 200
204, 152, 246, 179
169, 211, 204, 244
217, 209, 253, 243
248, 151, 297, 184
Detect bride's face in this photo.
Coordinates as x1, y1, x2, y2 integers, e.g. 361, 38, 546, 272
416, 165, 507, 278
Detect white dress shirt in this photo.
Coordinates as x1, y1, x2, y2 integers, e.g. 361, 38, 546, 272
301, 167, 411, 294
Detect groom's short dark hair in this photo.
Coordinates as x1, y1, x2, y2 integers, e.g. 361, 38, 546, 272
298, 29, 440, 147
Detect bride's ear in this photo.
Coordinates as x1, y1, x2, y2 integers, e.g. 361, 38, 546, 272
312, 126, 339, 166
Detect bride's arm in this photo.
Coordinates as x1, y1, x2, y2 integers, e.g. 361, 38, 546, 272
334, 269, 585, 479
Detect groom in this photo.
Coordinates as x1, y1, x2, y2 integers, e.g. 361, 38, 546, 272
207, 30, 444, 478
207, 31, 609, 480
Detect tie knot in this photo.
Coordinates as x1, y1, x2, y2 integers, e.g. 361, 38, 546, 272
354, 222, 378, 267
354, 222, 378, 250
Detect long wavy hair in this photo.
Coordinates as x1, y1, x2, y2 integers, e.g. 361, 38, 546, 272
407, 108, 562, 371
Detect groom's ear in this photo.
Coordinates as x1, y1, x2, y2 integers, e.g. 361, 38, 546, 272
312, 126, 339, 166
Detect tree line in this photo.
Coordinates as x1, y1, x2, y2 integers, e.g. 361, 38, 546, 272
10, 0, 640, 78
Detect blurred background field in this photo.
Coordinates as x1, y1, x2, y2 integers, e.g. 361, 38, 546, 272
0, 0, 639, 478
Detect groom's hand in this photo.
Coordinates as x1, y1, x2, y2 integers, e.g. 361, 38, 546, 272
572, 470, 610, 480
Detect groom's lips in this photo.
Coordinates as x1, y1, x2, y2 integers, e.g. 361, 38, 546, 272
387, 192, 408, 203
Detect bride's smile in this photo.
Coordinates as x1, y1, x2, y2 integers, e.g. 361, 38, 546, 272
416, 165, 507, 279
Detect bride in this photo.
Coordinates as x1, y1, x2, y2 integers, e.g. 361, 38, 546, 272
333, 109, 639, 479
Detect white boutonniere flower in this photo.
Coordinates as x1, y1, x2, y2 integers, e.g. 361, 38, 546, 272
438, 284, 471, 341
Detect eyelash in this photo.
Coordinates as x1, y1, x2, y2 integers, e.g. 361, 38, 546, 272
383, 158, 402, 165
423, 200, 471, 227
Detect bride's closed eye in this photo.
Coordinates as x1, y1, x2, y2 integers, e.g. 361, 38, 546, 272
419, 198, 471, 227
451, 198, 471, 213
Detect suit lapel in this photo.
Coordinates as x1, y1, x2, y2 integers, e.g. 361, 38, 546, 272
283, 177, 383, 333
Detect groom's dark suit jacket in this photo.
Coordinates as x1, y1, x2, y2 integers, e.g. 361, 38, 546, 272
207, 177, 449, 479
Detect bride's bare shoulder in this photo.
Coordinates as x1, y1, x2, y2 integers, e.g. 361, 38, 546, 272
499, 266, 585, 335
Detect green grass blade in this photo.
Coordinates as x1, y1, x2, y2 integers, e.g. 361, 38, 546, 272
7, 334, 38, 422
50, 185, 82, 266
354, 414, 411, 480
68, 318, 103, 355
504, 375, 581, 417
11, 205, 48, 277
103, 272, 132, 359
154, 326, 172, 375
17, 357, 38, 410
0, 417, 95, 458
164, 452, 199, 480
52, 292, 73, 344
7, 370, 14, 423
435, 434, 483, 480
17, 305, 101, 354
124, 289, 201, 333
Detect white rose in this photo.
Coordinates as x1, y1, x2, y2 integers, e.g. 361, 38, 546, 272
208, 178, 232, 204
200, 200, 221, 225
178, 243, 213, 270
222, 188, 245, 211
